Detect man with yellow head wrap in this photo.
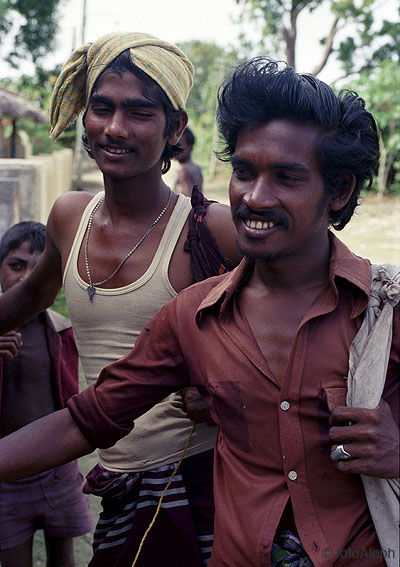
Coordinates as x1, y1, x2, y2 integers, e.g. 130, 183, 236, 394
0, 31, 239, 566
49, 31, 194, 140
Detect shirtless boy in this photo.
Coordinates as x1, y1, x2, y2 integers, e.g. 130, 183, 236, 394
0, 222, 93, 567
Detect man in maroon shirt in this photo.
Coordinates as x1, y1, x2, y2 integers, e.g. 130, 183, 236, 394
0, 59, 398, 567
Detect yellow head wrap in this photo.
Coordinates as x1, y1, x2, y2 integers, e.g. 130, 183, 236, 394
50, 31, 194, 140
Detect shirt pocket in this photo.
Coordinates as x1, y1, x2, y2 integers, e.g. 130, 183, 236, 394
208, 381, 250, 452
323, 386, 347, 413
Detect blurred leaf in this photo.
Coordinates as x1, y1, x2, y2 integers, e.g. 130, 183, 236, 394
177, 41, 242, 174
51, 288, 70, 318
234, 0, 399, 76
345, 59, 400, 194
0, 0, 65, 67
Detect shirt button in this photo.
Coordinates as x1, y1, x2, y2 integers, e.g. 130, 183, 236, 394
288, 470, 298, 481
280, 401, 290, 411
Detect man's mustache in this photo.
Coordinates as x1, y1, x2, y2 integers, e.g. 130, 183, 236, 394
234, 206, 288, 229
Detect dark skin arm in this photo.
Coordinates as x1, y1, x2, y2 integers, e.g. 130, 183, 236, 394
0, 408, 94, 481
329, 399, 399, 478
0, 192, 92, 336
0, 247, 61, 335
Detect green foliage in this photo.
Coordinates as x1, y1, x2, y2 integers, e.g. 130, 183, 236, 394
233, 1, 399, 195
345, 58, 400, 195
51, 288, 70, 318
0, 66, 75, 155
0, 0, 65, 67
1, 65, 61, 108
234, 0, 399, 76
178, 41, 241, 175
235, 0, 331, 67
334, 1, 400, 76
236, 0, 321, 44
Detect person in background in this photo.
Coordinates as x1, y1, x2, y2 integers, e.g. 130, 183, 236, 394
0, 221, 93, 567
174, 126, 203, 197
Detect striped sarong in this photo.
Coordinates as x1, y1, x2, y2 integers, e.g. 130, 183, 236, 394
84, 450, 214, 567
271, 530, 313, 567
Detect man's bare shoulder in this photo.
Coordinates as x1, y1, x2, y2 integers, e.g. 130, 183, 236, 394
205, 202, 242, 268
49, 190, 97, 228
52, 190, 97, 218
48, 191, 99, 261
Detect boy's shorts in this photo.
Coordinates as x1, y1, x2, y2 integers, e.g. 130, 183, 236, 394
0, 460, 94, 550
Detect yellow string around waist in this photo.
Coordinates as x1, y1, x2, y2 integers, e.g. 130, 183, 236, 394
131, 423, 196, 567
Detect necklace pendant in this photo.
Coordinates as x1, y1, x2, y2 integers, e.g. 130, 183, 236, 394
84, 190, 172, 295
87, 284, 96, 301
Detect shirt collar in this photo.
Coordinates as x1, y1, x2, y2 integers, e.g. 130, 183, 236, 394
328, 232, 371, 317
196, 258, 253, 325
196, 232, 371, 324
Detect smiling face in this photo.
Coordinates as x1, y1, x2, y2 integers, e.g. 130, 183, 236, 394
0, 241, 42, 293
229, 119, 333, 265
84, 71, 178, 181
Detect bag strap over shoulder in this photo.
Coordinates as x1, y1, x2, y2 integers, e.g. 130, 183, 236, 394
346, 264, 400, 408
346, 263, 400, 567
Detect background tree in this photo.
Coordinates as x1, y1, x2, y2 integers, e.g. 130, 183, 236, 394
233, 0, 399, 195
0, 66, 75, 155
0, 0, 65, 67
234, 0, 399, 76
347, 58, 400, 196
177, 40, 240, 175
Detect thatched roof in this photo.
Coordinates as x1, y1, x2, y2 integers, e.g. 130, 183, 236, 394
0, 86, 48, 123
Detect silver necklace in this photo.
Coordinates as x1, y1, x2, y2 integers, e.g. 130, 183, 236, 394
84, 189, 172, 301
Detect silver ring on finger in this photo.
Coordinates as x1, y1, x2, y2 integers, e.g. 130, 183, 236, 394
330, 444, 352, 462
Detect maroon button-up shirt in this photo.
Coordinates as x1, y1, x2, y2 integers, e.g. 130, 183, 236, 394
69, 234, 399, 567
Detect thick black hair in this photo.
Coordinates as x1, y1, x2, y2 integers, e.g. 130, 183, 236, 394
217, 57, 379, 230
0, 222, 46, 265
82, 50, 185, 174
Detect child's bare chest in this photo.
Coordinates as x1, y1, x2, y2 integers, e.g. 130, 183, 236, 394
1, 316, 56, 436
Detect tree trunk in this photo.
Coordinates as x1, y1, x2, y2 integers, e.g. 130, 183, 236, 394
282, 25, 296, 69
311, 15, 340, 76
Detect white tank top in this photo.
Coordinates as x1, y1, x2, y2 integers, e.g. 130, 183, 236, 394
63, 192, 217, 472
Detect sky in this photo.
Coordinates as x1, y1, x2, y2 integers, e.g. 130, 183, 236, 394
42, 0, 340, 81
2, 0, 398, 84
